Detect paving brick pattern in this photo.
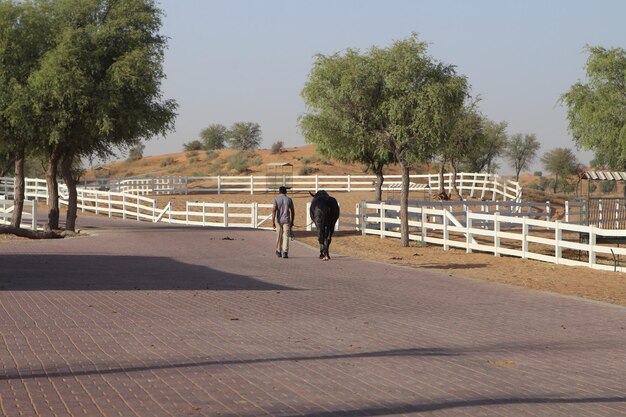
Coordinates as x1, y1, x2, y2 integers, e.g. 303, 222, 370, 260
1, 216, 625, 416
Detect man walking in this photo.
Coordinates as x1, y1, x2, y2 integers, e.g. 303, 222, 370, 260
272, 186, 295, 258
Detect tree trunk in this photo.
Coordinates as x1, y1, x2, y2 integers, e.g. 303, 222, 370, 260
450, 160, 461, 200
438, 161, 446, 195
400, 161, 410, 247
553, 174, 559, 194
374, 165, 384, 202
0, 225, 62, 239
61, 153, 78, 232
45, 146, 61, 231
11, 145, 26, 228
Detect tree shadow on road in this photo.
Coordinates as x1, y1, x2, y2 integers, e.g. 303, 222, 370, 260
271, 396, 626, 417
0, 254, 295, 291
418, 263, 488, 270
0, 347, 459, 381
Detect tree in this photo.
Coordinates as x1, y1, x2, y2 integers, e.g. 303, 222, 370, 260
200, 124, 227, 150
300, 49, 394, 201
301, 34, 467, 244
561, 46, 626, 169
439, 99, 484, 198
0, 0, 53, 228
27, 0, 177, 231
372, 36, 468, 245
227, 122, 262, 150
504, 133, 540, 182
127, 143, 145, 161
461, 119, 508, 174
183, 140, 203, 151
271, 140, 284, 154
541, 147, 578, 193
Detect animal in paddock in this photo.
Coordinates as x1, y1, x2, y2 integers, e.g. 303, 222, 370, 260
309, 190, 340, 260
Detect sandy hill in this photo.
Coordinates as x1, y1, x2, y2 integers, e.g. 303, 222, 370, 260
85, 144, 427, 179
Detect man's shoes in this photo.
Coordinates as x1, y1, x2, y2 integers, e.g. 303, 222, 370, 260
276, 251, 282, 258
282, 252, 288, 259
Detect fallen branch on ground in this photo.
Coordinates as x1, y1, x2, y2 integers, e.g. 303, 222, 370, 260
0, 226, 64, 239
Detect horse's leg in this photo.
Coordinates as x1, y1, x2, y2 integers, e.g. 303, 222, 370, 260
317, 224, 325, 259
324, 227, 334, 260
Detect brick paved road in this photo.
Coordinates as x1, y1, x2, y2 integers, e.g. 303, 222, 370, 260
1, 216, 625, 417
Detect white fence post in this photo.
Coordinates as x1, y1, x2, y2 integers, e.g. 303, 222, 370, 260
250, 176, 254, 195
136, 196, 140, 221
252, 202, 257, 228
223, 202, 228, 227
588, 225, 596, 267
122, 194, 126, 220
348, 175, 351, 192
494, 212, 500, 256
522, 217, 529, 259
306, 202, 311, 231
202, 203, 206, 227
466, 209, 472, 253
443, 210, 449, 251
218, 176, 221, 195
379, 202, 385, 239
565, 201, 569, 223
421, 208, 426, 245
555, 220, 562, 264
31, 202, 37, 230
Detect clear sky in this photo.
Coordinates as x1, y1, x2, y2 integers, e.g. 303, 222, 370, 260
147, 0, 626, 174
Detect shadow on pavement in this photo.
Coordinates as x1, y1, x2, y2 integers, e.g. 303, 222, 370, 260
0, 254, 294, 291
0, 347, 459, 381
275, 396, 626, 417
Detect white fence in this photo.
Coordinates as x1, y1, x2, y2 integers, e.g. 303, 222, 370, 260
56, 187, 275, 229
0, 198, 38, 230
2, 175, 625, 273
70, 173, 522, 201
0, 173, 521, 201
359, 201, 626, 273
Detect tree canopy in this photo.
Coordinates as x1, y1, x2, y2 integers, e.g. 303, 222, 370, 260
561, 46, 626, 169
227, 122, 262, 150
504, 133, 541, 182
541, 147, 578, 193
200, 124, 227, 150
461, 119, 508, 173
301, 34, 468, 246
300, 48, 394, 201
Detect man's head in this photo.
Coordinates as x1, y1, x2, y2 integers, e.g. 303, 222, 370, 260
279, 186, 287, 194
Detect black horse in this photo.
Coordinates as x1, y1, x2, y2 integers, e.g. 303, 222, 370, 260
309, 190, 340, 260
